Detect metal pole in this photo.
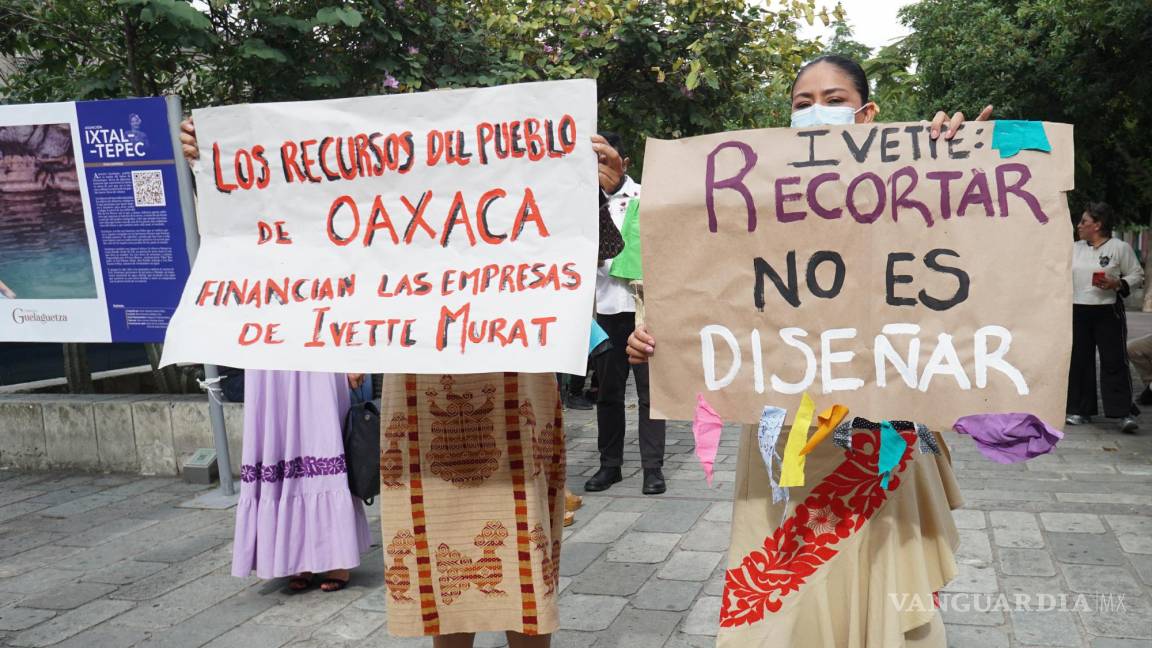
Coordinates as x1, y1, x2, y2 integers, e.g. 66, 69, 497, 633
202, 365, 234, 495
167, 95, 234, 496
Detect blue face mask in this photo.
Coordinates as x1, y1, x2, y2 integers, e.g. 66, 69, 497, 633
790, 103, 866, 128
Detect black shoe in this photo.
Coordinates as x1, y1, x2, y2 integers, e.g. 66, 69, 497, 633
642, 468, 666, 495
1139, 386, 1152, 406
564, 393, 594, 410
584, 467, 622, 492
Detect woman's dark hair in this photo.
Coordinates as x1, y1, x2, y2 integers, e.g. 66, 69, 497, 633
1085, 201, 1116, 235
791, 55, 869, 104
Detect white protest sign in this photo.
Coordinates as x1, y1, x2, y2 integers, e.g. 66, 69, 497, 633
161, 80, 598, 374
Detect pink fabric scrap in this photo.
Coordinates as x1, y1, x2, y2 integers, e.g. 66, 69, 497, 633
952, 413, 1064, 464
692, 393, 724, 485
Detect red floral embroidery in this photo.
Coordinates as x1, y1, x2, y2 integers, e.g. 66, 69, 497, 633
720, 423, 918, 628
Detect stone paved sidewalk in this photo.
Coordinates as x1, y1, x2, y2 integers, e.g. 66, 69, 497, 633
2, 332, 1152, 646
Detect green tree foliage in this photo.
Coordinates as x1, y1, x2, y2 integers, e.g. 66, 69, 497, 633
0, 0, 829, 170
822, 20, 871, 63
862, 42, 922, 124
815, 19, 922, 123
899, 0, 1152, 221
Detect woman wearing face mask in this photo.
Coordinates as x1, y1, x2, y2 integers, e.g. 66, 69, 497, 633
1066, 202, 1143, 432
786, 54, 990, 133
628, 55, 989, 647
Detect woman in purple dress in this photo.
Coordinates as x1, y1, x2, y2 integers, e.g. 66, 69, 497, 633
179, 121, 371, 592
231, 370, 372, 591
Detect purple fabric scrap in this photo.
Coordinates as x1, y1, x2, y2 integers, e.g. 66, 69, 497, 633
952, 413, 1064, 464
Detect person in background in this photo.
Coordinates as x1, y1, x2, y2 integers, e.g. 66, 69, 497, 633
180, 122, 372, 592
1066, 202, 1144, 432
1126, 333, 1152, 406
584, 131, 667, 496
351, 372, 373, 403
232, 370, 372, 590
557, 370, 594, 410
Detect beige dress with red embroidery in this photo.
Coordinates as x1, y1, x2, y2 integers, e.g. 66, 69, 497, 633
718, 421, 962, 647
378, 372, 565, 637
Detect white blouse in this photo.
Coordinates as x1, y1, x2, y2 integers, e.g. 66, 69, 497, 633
1071, 238, 1144, 305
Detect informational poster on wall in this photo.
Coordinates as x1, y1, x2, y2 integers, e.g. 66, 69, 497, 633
0, 96, 191, 342
160, 79, 599, 374
640, 121, 1074, 430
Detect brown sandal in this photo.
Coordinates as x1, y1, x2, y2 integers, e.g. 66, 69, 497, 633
319, 577, 349, 592
288, 572, 314, 591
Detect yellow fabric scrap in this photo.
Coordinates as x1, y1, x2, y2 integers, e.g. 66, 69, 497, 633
779, 393, 815, 487
799, 404, 849, 457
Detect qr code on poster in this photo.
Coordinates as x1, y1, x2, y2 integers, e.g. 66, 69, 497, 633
131, 169, 166, 207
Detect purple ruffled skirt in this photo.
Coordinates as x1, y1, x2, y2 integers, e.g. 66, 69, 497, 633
231, 370, 372, 578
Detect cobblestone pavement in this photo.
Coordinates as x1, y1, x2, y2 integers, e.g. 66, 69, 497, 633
2, 321, 1152, 647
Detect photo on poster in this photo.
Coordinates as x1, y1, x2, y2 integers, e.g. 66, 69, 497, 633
0, 123, 98, 300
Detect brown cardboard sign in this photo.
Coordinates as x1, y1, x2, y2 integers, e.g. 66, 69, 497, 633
641, 121, 1074, 427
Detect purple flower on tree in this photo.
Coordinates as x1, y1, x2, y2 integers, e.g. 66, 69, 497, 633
383, 74, 399, 89
407, 46, 420, 55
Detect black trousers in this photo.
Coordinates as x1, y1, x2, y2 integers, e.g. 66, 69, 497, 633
1067, 302, 1135, 418
595, 312, 666, 468
559, 357, 596, 396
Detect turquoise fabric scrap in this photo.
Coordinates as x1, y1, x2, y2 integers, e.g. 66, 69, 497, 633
878, 420, 908, 490
588, 319, 609, 355
991, 120, 1051, 158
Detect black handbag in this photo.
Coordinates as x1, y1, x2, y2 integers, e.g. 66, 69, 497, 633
342, 394, 381, 505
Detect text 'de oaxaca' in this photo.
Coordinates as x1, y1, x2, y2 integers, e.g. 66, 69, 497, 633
161, 79, 598, 374
641, 121, 1073, 428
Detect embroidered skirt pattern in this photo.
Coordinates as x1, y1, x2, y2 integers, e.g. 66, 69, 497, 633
379, 372, 566, 637
718, 420, 963, 647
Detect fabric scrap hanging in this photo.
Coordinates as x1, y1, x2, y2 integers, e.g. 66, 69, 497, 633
953, 412, 1063, 464
589, 319, 611, 357
691, 394, 724, 485
757, 406, 788, 504
832, 418, 854, 450
915, 423, 942, 455
609, 197, 644, 280
878, 420, 908, 490
991, 120, 1052, 158
779, 393, 815, 487
799, 404, 849, 456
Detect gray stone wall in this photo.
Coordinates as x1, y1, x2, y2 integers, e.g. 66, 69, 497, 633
0, 395, 243, 476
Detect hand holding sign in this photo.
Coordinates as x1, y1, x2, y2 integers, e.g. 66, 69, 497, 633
592, 133, 624, 194
180, 118, 198, 162
627, 323, 656, 365
929, 104, 994, 140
